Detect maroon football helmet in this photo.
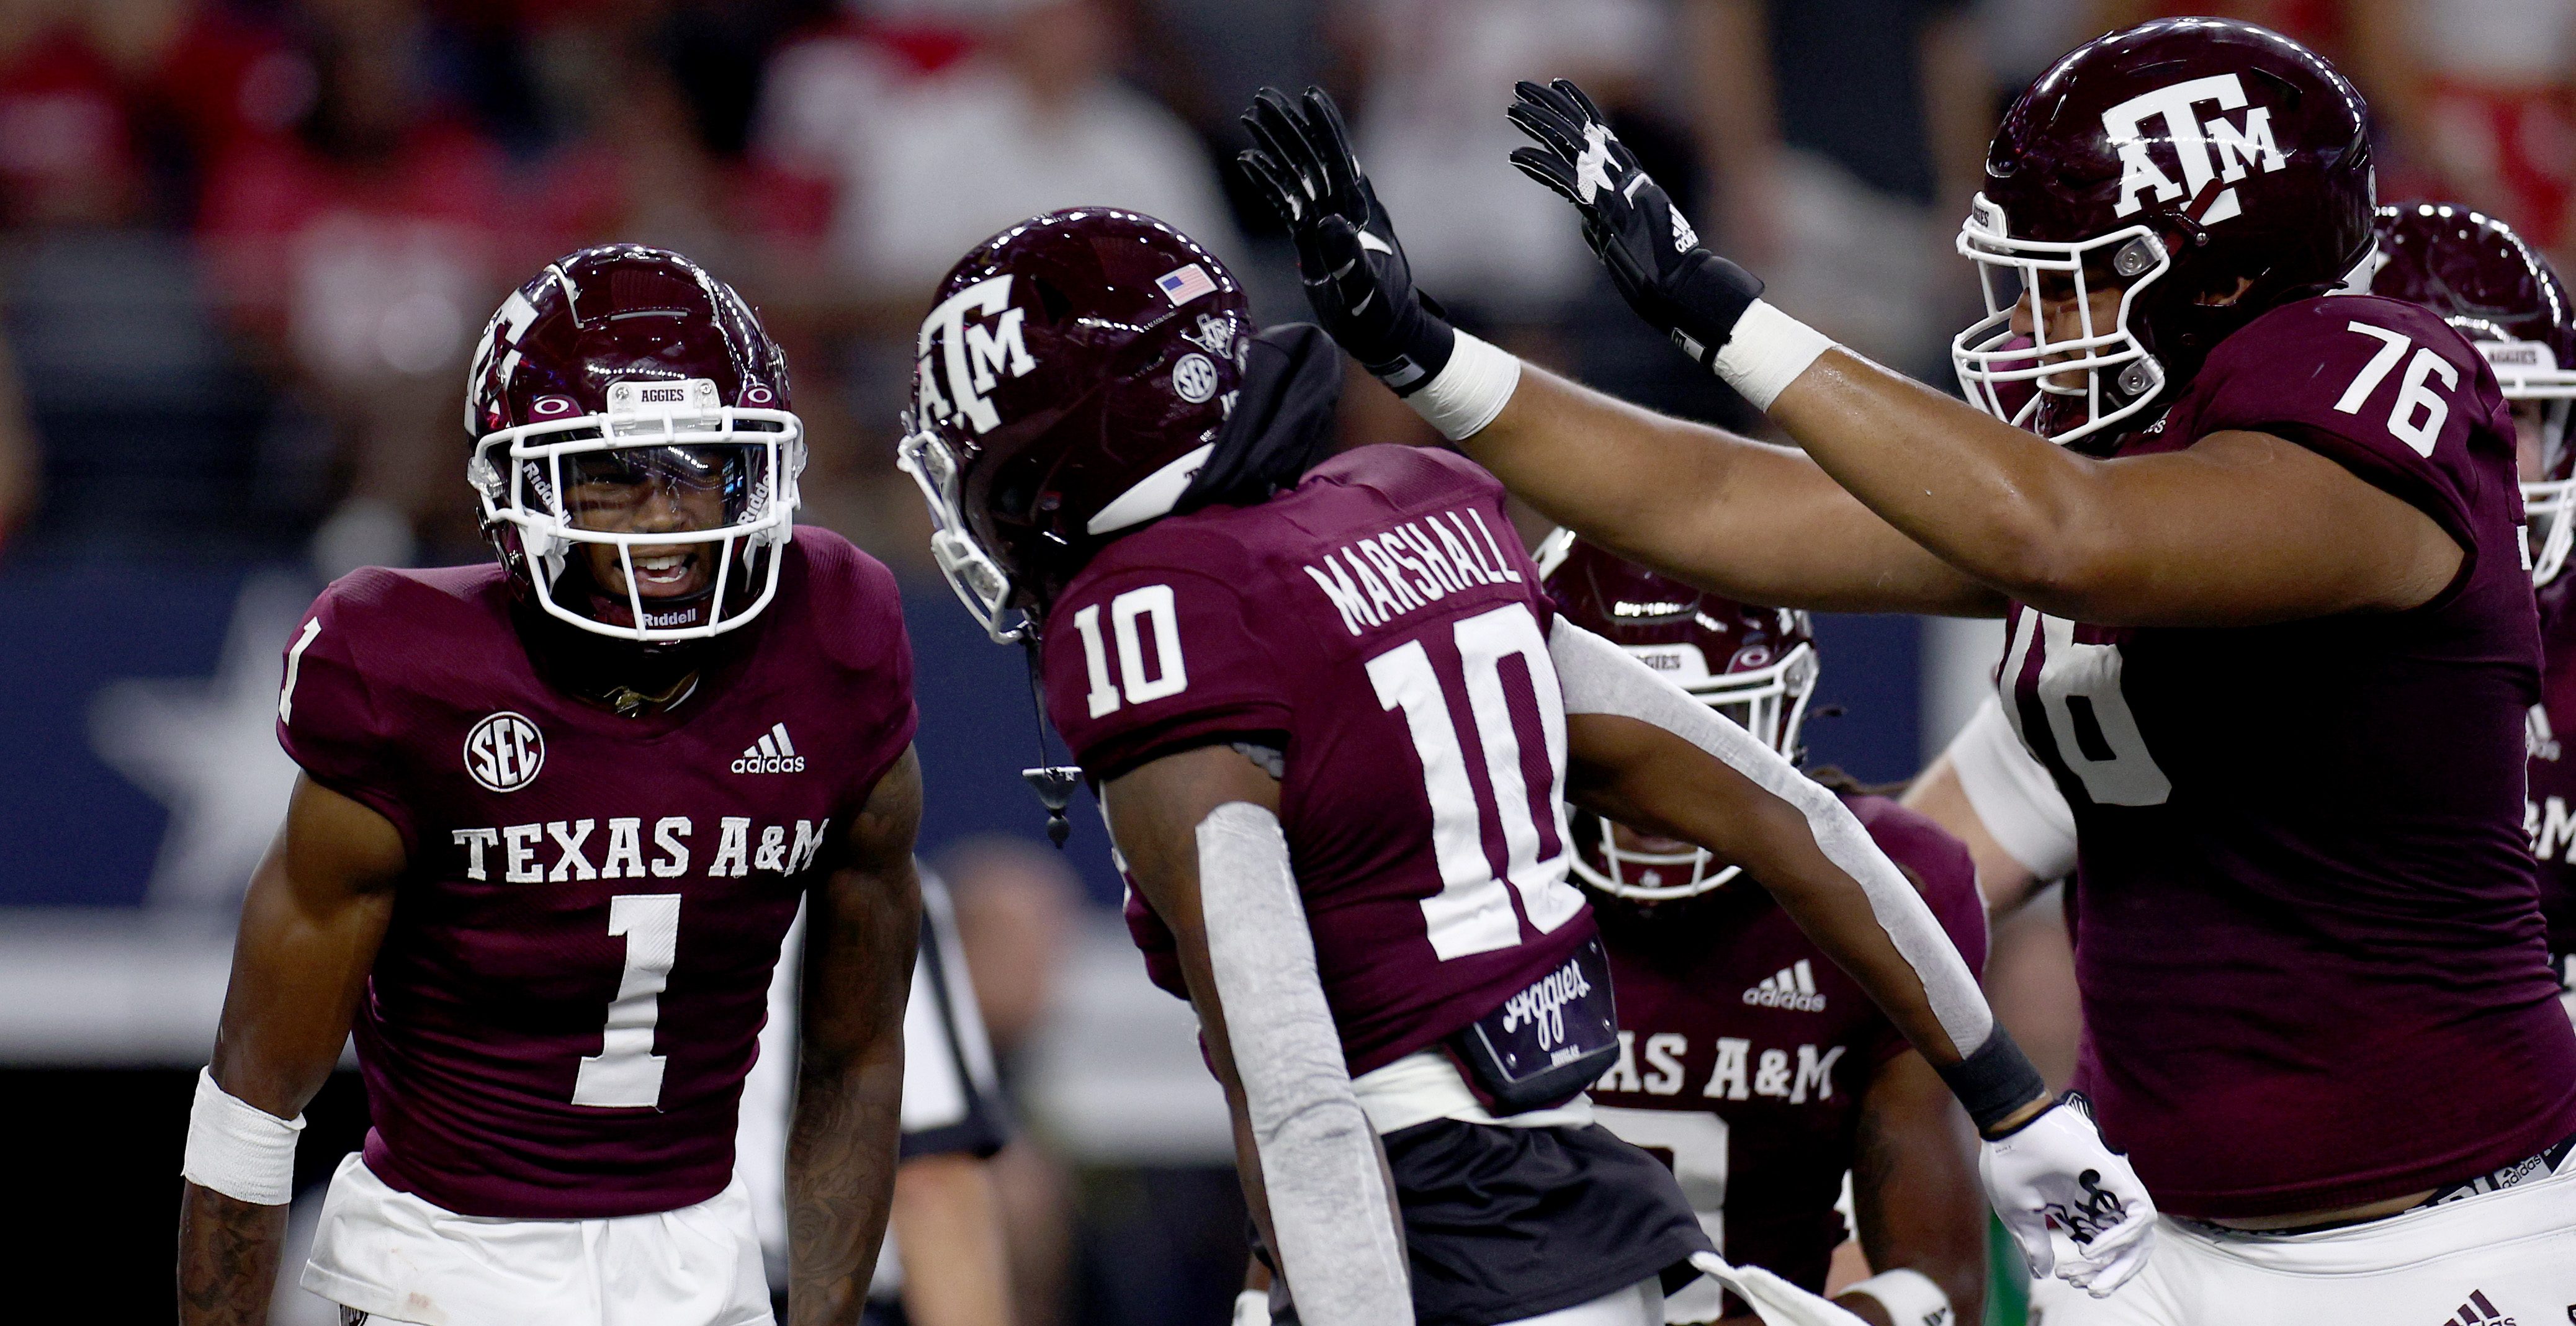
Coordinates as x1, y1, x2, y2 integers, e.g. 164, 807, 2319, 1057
465, 244, 803, 642
899, 208, 1250, 641
1538, 531, 1819, 900
2372, 200, 2576, 584
1953, 18, 2376, 444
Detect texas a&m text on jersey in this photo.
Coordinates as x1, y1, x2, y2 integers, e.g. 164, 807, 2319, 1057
179, 246, 925, 1326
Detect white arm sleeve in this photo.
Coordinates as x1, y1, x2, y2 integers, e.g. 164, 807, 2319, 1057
1947, 695, 2078, 883
1549, 620, 1996, 1056
1198, 802, 1414, 1326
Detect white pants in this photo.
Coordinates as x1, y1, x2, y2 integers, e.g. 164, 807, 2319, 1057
1501, 1278, 1664, 1326
300, 1153, 773, 1326
2034, 1163, 2576, 1326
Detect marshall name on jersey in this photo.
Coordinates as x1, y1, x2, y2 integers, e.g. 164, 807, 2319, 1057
1999, 295, 2576, 1219
1044, 445, 1597, 1077
1590, 795, 1985, 1306
277, 528, 917, 1220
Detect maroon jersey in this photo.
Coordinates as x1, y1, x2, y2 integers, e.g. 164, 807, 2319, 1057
1588, 796, 1983, 1302
1999, 295, 2576, 1218
2526, 601, 2576, 975
277, 529, 916, 1219
1044, 445, 1597, 1076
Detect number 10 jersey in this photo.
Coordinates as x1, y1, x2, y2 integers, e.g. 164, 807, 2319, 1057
1043, 445, 1597, 1077
277, 529, 918, 1219
2002, 295, 2576, 1220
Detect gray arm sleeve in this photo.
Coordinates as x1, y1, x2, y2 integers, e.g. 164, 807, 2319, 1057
1548, 620, 1996, 1056
1198, 802, 1414, 1326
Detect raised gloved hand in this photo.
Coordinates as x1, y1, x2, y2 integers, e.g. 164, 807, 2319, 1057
1236, 86, 1456, 394
1506, 78, 1766, 370
1979, 1094, 2156, 1296
1685, 1253, 1870, 1326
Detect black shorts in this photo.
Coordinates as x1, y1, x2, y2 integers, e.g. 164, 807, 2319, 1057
1272, 1118, 1712, 1326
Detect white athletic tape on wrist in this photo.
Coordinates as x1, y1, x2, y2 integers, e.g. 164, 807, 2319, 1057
1403, 331, 1522, 441
1548, 622, 1995, 1055
182, 1066, 305, 1206
1198, 803, 1414, 1326
1713, 300, 1836, 411
1843, 1268, 1951, 1326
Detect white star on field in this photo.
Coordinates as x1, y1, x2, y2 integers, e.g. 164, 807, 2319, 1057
89, 571, 316, 910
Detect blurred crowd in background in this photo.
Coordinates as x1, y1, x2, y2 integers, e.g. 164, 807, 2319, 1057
11, 0, 2576, 577
10, 0, 2576, 1320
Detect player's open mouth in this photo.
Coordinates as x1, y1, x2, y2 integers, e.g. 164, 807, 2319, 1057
624, 547, 708, 598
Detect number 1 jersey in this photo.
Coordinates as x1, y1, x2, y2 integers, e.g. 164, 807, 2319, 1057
1042, 444, 1597, 1077
2002, 295, 2576, 1219
277, 529, 917, 1219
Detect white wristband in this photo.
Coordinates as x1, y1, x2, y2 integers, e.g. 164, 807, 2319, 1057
182, 1066, 305, 1206
1713, 300, 1836, 411
1843, 1268, 1950, 1326
1403, 331, 1522, 441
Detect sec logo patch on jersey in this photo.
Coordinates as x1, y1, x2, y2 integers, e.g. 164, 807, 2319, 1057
464, 712, 545, 792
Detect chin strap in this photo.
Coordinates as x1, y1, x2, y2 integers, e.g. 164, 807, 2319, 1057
1023, 766, 1085, 847
1018, 634, 1085, 847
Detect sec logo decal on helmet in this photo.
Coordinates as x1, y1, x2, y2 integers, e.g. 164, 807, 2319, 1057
898, 208, 1250, 642
464, 244, 806, 645
1951, 18, 2376, 446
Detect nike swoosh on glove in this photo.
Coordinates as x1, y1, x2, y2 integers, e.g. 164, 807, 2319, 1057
1506, 78, 1764, 369
1979, 1093, 2156, 1296
1685, 1253, 1870, 1326
1237, 85, 1456, 393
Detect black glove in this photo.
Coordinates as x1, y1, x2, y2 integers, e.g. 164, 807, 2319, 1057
1506, 79, 1765, 369
1237, 86, 1456, 394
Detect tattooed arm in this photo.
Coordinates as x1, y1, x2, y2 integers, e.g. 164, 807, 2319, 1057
788, 746, 924, 1325
179, 776, 403, 1325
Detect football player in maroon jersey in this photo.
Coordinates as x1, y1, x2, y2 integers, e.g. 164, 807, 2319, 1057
1542, 534, 1989, 1326
2372, 202, 2576, 1034
1910, 200, 2576, 1096
898, 207, 2148, 1326
176, 246, 925, 1326
1895, 204, 2576, 1281
1239, 16, 2576, 1323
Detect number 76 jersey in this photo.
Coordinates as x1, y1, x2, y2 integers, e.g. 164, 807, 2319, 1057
1043, 444, 1597, 1076
1999, 293, 2576, 1222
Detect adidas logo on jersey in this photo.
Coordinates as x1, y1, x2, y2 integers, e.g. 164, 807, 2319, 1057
732, 722, 807, 774
1742, 959, 1826, 1013
2435, 1289, 2513, 1326
2529, 704, 2560, 761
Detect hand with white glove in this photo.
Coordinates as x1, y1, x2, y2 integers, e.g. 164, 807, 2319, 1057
1980, 1094, 2156, 1297
1685, 1253, 1870, 1326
